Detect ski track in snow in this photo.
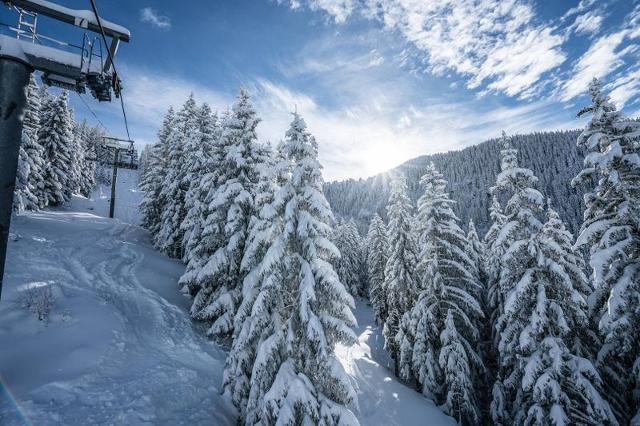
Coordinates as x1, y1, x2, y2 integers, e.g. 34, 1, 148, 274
0, 209, 235, 426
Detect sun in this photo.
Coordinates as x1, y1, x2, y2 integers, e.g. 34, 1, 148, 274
363, 143, 407, 177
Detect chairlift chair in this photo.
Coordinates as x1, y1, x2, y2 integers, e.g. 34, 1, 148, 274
2, 0, 130, 101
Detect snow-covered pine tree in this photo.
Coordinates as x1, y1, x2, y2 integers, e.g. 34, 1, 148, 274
396, 163, 483, 423
74, 121, 97, 197
333, 219, 366, 297
14, 143, 38, 213
39, 91, 74, 207
178, 108, 224, 297
155, 95, 199, 258
439, 310, 478, 425
14, 74, 45, 212
495, 198, 616, 425
484, 194, 506, 324
572, 78, 640, 424
236, 112, 358, 425
180, 103, 219, 265
190, 89, 262, 339
543, 203, 599, 359
382, 174, 419, 376
223, 142, 282, 414
140, 107, 175, 239
482, 193, 507, 404
489, 132, 544, 424
183, 109, 232, 301
67, 113, 83, 196
466, 220, 484, 283
366, 213, 388, 324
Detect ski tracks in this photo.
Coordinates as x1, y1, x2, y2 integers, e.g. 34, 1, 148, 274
6, 214, 234, 426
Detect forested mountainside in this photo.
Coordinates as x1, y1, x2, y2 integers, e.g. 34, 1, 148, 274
324, 130, 585, 235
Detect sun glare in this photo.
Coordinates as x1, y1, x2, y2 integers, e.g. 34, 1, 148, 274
364, 143, 407, 177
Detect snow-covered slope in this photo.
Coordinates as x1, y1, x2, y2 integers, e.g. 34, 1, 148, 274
0, 205, 235, 425
0, 176, 454, 425
73, 168, 143, 225
337, 301, 455, 426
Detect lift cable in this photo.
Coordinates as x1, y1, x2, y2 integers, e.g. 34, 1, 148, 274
75, 91, 108, 131
88, 0, 131, 140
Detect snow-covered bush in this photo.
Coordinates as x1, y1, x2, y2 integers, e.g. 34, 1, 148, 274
21, 282, 54, 322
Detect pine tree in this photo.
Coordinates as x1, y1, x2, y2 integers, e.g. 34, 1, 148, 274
184, 109, 233, 303
178, 107, 224, 296
74, 121, 98, 197
140, 107, 175, 238
180, 103, 219, 265
572, 78, 640, 423
490, 132, 545, 424
495, 200, 617, 424
439, 310, 479, 425
466, 220, 484, 283
396, 163, 483, 424
333, 219, 366, 297
14, 74, 45, 212
156, 95, 199, 258
487, 132, 610, 424
14, 144, 38, 213
543, 204, 598, 359
68, 115, 83, 196
366, 213, 388, 324
223, 142, 281, 414
227, 113, 358, 425
39, 91, 74, 206
190, 89, 262, 339
382, 174, 419, 376
483, 193, 507, 401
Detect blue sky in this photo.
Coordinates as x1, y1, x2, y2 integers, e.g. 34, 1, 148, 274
2, 0, 639, 180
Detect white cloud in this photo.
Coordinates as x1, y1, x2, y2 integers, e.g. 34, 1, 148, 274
561, 0, 598, 21
280, 0, 355, 23
608, 68, 640, 109
571, 11, 604, 35
561, 30, 638, 101
118, 68, 231, 125
251, 80, 575, 180
139, 7, 171, 29
283, 0, 567, 99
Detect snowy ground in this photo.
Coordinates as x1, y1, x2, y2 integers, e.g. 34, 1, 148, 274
0, 205, 235, 425
0, 172, 453, 425
337, 301, 455, 426
74, 168, 143, 225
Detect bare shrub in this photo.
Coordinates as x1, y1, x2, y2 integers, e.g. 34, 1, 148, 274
21, 283, 54, 321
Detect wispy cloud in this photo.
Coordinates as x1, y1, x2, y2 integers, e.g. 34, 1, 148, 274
139, 7, 171, 29
561, 0, 598, 21
570, 11, 604, 36
281, 0, 567, 100
607, 68, 640, 108
561, 28, 639, 102
281, 0, 355, 23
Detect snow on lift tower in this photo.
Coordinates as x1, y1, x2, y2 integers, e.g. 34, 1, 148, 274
0, 0, 131, 300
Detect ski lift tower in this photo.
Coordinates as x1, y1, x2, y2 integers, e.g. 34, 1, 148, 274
101, 136, 135, 219
0, 0, 130, 299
